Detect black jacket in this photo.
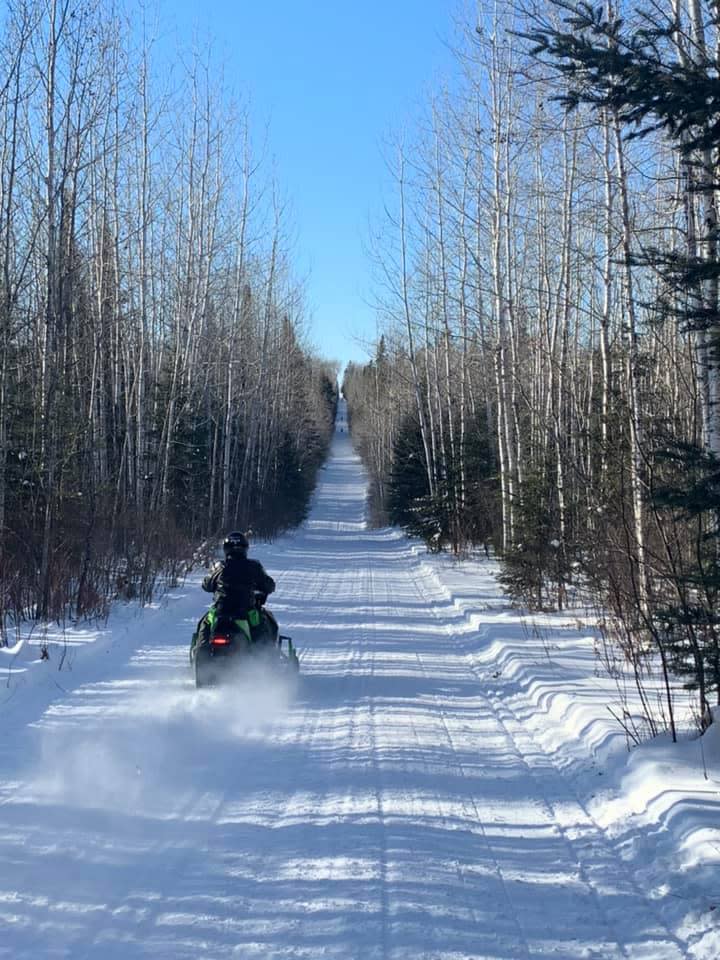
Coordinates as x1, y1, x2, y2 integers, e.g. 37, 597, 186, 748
202, 555, 275, 616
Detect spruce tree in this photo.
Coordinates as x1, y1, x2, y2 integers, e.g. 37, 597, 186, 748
525, 0, 720, 719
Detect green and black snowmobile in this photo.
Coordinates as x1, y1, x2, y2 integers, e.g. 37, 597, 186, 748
190, 591, 299, 688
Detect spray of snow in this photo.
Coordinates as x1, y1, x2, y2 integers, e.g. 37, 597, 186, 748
24, 661, 297, 816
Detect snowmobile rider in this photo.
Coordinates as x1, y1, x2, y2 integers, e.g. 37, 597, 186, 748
203, 531, 275, 616
192, 532, 276, 654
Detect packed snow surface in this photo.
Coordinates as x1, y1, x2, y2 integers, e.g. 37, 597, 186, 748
1, 403, 718, 958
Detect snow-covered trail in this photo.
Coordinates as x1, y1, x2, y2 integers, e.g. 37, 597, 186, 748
0, 406, 697, 959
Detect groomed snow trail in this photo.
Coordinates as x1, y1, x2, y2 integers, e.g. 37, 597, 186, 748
0, 405, 694, 959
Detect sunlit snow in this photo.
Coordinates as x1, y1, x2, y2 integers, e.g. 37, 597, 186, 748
0, 402, 717, 959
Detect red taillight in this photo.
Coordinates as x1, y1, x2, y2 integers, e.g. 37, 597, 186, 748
211, 635, 231, 646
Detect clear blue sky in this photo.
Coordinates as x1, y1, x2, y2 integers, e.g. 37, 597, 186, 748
161, 1, 458, 371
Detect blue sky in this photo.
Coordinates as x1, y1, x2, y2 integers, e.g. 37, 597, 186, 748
161, 1, 458, 371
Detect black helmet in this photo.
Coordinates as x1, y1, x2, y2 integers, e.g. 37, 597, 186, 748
223, 531, 249, 557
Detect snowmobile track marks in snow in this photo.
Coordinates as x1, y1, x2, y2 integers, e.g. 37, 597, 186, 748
0, 411, 703, 960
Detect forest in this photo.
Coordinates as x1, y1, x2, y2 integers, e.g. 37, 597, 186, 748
343, 0, 720, 735
0, 6, 715, 955
0, 0, 337, 628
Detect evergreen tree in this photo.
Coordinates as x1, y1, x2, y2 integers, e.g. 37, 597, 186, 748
524, 0, 720, 450
388, 415, 446, 550
649, 441, 720, 721
525, 0, 720, 721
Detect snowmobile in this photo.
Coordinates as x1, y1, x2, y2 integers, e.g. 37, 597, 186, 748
191, 591, 299, 688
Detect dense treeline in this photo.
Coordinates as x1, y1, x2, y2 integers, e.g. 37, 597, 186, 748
0, 0, 337, 629
344, 0, 720, 735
